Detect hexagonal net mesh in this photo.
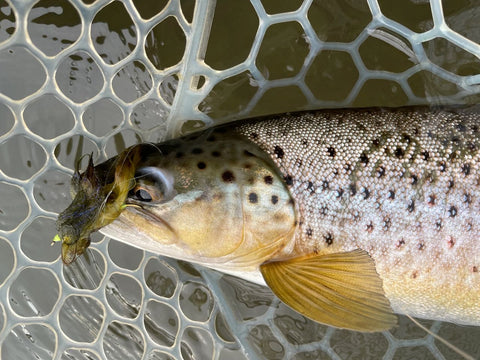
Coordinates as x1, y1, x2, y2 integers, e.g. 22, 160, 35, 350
0, 0, 480, 359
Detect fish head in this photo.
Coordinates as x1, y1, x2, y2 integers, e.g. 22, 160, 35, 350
101, 129, 297, 269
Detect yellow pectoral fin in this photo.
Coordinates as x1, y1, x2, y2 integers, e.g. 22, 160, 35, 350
260, 249, 397, 332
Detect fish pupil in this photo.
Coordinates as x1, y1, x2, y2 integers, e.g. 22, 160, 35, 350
135, 189, 152, 202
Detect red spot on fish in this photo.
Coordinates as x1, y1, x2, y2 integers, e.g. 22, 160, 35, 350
396, 239, 405, 248
366, 222, 374, 233
447, 237, 455, 248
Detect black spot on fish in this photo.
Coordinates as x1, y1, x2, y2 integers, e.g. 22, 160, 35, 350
284, 175, 293, 186
407, 199, 415, 212
449, 205, 457, 217
472, 125, 479, 133
244, 150, 255, 157
324, 232, 333, 245
192, 148, 203, 154
418, 243, 424, 250
396, 239, 405, 248
427, 194, 436, 206
222, 171, 235, 183
271, 195, 278, 204
421, 151, 430, 161
388, 190, 395, 200
248, 193, 258, 203
306, 228, 313, 237
473, 266, 478, 273
372, 138, 380, 147
274, 146, 284, 159
336, 188, 344, 198
307, 181, 315, 194
435, 219, 442, 230
175, 152, 184, 158
295, 158, 303, 167
244, 163, 252, 169
402, 134, 411, 143
302, 139, 308, 146
467, 141, 477, 152
327, 146, 336, 157
251, 132, 258, 139
376, 166, 385, 178
462, 163, 471, 176
362, 188, 370, 200
322, 180, 329, 190
411, 175, 418, 186
349, 183, 357, 196
451, 136, 460, 145
320, 206, 328, 216
456, 123, 467, 133
344, 163, 352, 173
359, 152, 369, 165
448, 180, 455, 190
197, 162, 206, 169
395, 147, 405, 158
464, 193, 472, 204
212, 151, 221, 157
207, 135, 216, 142
264, 175, 273, 184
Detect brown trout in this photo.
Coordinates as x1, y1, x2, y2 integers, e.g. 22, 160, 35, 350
56, 107, 480, 332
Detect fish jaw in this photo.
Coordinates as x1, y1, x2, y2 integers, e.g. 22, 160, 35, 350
100, 215, 269, 285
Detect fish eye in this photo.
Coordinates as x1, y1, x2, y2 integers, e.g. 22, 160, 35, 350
128, 167, 175, 203
134, 188, 152, 202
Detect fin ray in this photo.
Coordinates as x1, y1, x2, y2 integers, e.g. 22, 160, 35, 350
260, 249, 397, 331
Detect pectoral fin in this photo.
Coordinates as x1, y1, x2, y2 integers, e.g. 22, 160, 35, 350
260, 249, 397, 332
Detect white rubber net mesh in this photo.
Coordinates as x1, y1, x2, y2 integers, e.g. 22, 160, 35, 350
1, 0, 480, 359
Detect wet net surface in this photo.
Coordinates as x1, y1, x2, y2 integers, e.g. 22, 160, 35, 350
1, 0, 480, 359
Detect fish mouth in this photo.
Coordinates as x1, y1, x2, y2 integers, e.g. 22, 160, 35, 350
101, 204, 182, 250
128, 205, 179, 240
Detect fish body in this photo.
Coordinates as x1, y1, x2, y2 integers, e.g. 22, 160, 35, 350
57, 107, 480, 331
